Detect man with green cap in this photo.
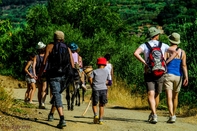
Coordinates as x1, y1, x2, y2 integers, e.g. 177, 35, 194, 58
134, 27, 177, 124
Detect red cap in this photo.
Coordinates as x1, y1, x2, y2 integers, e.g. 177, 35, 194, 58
97, 57, 107, 66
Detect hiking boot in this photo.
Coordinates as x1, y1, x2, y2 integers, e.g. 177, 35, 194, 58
150, 114, 157, 124
93, 115, 99, 124
48, 114, 54, 121
148, 113, 153, 122
167, 115, 176, 123
57, 120, 66, 129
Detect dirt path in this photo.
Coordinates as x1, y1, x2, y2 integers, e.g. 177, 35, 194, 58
0, 88, 196, 131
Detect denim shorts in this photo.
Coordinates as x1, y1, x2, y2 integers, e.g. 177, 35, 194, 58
25, 76, 36, 84
49, 76, 66, 108
92, 90, 108, 106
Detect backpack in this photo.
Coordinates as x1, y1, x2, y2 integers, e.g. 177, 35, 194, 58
48, 42, 73, 77
145, 41, 166, 77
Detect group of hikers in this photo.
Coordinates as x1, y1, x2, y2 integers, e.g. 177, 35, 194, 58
23, 30, 113, 128
23, 26, 188, 129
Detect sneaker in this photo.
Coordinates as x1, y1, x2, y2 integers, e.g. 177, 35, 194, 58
48, 114, 54, 121
57, 120, 66, 129
99, 120, 104, 125
167, 115, 176, 123
93, 115, 99, 124
148, 113, 153, 122
150, 114, 157, 124
81, 84, 87, 90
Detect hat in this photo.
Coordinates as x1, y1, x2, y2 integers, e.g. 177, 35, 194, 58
168, 32, 180, 44
36, 41, 46, 49
148, 27, 161, 38
97, 57, 107, 66
54, 30, 64, 40
69, 42, 78, 51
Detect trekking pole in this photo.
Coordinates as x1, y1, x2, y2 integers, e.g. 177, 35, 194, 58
81, 96, 92, 116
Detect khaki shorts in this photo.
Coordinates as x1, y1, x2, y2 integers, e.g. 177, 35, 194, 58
164, 74, 182, 92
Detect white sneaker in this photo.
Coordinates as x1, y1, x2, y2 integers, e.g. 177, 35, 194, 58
148, 113, 153, 122
150, 114, 157, 124
167, 115, 176, 123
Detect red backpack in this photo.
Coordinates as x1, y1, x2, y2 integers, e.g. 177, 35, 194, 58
145, 41, 166, 77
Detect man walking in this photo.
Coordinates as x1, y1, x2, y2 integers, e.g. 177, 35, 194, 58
39, 30, 74, 128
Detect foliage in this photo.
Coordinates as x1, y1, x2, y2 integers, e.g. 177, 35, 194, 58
0, 0, 197, 108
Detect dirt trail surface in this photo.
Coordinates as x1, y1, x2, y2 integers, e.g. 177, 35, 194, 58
0, 76, 197, 131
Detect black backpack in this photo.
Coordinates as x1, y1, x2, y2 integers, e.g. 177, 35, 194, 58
47, 42, 73, 77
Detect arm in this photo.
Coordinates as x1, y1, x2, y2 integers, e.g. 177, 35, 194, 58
165, 47, 178, 64
89, 77, 93, 88
134, 47, 147, 66
68, 48, 74, 68
181, 50, 188, 86
24, 61, 34, 78
32, 56, 37, 78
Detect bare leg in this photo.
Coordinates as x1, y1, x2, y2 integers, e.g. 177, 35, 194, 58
148, 90, 156, 115
92, 105, 97, 115
173, 92, 179, 116
29, 83, 36, 103
166, 89, 173, 116
99, 103, 104, 120
41, 81, 47, 104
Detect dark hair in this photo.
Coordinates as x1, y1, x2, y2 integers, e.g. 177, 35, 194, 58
104, 54, 110, 61
29, 52, 36, 58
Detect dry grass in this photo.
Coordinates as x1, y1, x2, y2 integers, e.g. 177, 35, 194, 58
107, 77, 148, 109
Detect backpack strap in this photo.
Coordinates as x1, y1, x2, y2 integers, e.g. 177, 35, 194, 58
145, 42, 152, 51
158, 41, 162, 48
176, 47, 183, 59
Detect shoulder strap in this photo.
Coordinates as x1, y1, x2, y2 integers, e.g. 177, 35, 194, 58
158, 41, 162, 48
145, 42, 152, 51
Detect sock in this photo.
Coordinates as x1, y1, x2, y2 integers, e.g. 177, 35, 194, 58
60, 115, 64, 120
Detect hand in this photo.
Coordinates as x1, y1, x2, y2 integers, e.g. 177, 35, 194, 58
183, 78, 188, 86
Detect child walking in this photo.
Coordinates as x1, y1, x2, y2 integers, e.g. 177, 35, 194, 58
89, 57, 112, 125
24, 52, 37, 104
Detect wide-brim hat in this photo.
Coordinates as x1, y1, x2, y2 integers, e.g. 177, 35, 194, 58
148, 27, 161, 38
69, 43, 78, 51
36, 41, 46, 49
54, 30, 64, 40
97, 57, 107, 66
168, 32, 180, 44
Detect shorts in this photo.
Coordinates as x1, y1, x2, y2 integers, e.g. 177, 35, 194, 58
164, 74, 183, 92
25, 76, 36, 84
144, 73, 164, 93
92, 90, 108, 106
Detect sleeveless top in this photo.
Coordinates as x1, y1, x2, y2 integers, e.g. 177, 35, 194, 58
167, 50, 183, 76
26, 61, 34, 76
105, 63, 112, 80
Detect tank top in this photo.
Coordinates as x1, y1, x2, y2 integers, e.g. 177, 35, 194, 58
167, 50, 183, 76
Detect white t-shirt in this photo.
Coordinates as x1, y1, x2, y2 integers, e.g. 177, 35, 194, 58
139, 40, 169, 62
105, 63, 112, 80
